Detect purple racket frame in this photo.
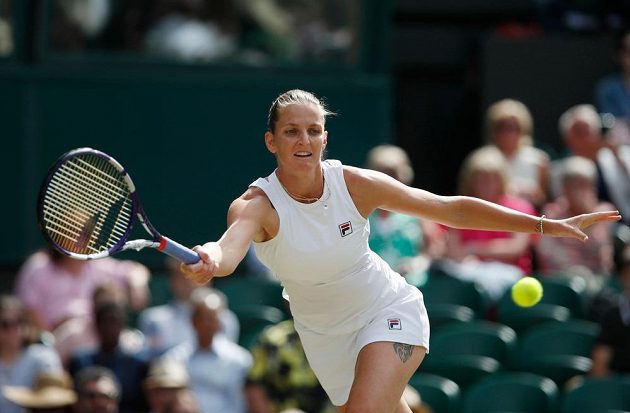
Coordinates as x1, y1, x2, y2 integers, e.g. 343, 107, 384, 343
37, 147, 200, 264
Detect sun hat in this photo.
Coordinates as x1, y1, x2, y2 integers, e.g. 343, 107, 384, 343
3, 371, 77, 408
144, 359, 189, 390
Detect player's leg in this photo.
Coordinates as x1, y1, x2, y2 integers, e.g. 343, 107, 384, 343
336, 341, 426, 413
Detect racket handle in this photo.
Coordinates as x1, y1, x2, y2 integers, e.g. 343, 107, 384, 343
159, 236, 200, 264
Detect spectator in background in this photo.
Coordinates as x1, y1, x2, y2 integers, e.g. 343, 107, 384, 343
595, 29, 630, 126
144, 358, 191, 413
163, 389, 201, 413
537, 156, 616, 293
237, 0, 355, 64
15, 246, 150, 332
246, 319, 334, 413
0, 295, 64, 413
50, 0, 113, 51
486, 98, 550, 208
590, 241, 630, 377
143, 0, 240, 62
138, 258, 239, 359
69, 300, 148, 413
165, 287, 252, 413
556, 104, 630, 225
2, 371, 77, 413
364, 145, 446, 286
73, 366, 121, 413
54, 283, 145, 368
0, 0, 13, 56
439, 146, 536, 301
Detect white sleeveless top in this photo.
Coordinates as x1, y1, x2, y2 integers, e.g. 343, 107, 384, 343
251, 160, 413, 335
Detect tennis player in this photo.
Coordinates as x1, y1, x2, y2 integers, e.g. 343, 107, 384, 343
181, 89, 622, 413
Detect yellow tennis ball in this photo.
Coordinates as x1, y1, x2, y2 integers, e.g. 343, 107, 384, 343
511, 277, 543, 307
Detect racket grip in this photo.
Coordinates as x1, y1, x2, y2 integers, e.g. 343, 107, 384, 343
159, 236, 200, 264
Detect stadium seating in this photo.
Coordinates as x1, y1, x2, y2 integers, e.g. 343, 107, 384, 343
407, 373, 461, 413
234, 304, 286, 349
421, 321, 517, 388
562, 376, 630, 413
420, 273, 486, 318
517, 320, 600, 386
497, 276, 587, 334
213, 276, 289, 317
462, 372, 559, 413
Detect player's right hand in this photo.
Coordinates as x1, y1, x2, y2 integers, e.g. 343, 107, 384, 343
180, 243, 220, 285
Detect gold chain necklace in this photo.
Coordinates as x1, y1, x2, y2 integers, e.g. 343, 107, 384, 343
278, 175, 329, 208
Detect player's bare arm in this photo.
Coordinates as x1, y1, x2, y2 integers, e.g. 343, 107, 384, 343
182, 187, 275, 283
344, 166, 621, 241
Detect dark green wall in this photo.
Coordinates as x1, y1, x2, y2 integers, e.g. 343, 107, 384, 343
2, 66, 391, 267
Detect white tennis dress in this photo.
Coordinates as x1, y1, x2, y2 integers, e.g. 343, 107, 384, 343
251, 160, 430, 405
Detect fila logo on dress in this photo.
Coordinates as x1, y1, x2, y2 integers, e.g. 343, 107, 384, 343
338, 221, 353, 237
388, 318, 402, 330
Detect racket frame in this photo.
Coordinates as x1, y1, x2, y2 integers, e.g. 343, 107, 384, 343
37, 148, 196, 263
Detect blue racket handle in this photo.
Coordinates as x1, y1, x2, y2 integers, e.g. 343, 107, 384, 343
158, 236, 200, 264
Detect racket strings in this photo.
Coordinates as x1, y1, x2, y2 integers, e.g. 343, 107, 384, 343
42, 154, 133, 255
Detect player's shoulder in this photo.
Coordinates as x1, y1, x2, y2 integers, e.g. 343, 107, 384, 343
343, 165, 390, 189
228, 187, 275, 224
232, 187, 272, 210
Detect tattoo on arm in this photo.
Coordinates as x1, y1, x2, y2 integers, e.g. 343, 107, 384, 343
393, 343, 414, 363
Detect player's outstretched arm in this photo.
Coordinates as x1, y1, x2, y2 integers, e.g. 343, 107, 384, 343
346, 166, 622, 242
180, 189, 272, 284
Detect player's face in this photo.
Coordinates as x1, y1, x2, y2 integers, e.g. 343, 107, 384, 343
265, 103, 328, 170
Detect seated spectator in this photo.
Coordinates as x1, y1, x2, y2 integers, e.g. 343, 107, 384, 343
163, 388, 200, 413
138, 258, 239, 358
555, 104, 630, 225
54, 283, 145, 367
165, 287, 252, 413
15, 246, 150, 332
591, 243, 630, 377
485, 98, 551, 208
2, 371, 77, 413
364, 144, 446, 285
0, 295, 64, 413
144, 358, 190, 413
69, 300, 148, 413
73, 366, 121, 413
537, 156, 616, 292
143, 0, 240, 62
438, 146, 536, 301
595, 29, 630, 127
246, 319, 334, 413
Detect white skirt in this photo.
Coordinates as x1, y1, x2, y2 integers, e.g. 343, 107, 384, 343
294, 286, 430, 406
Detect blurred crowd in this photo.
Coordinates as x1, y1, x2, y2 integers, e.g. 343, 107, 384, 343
1, 1, 630, 412
46, 0, 357, 65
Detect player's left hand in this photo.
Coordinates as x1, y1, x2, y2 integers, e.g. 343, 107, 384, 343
551, 210, 622, 241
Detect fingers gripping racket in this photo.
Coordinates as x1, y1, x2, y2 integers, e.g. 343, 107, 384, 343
37, 148, 200, 264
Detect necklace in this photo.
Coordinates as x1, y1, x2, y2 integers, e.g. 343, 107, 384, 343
279, 175, 330, 208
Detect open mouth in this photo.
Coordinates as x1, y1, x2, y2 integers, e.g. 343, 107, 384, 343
294, 152, 312, 157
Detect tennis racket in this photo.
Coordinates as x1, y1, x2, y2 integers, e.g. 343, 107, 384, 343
37, 147, 200, 264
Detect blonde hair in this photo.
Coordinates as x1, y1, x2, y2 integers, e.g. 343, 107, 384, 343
486, 99, 534, 146
267, 89, 335, 132
365, 144, 414, 185
457, 146, 509, 196
558, 104, 602, 136
561, 156, 597, 183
